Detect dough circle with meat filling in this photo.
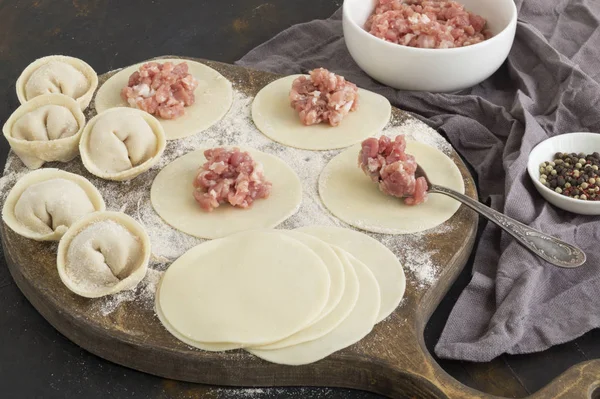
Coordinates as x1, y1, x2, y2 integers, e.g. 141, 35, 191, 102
2, 94, 86, 169
56, 211, 150, 298
150, 147, 302, 239
94, 59, 233, 140
16, 55, 98, 110
2, 169, 105, 241
318, 140, 464, 234
252, 75, 391, 150
79, 108, 166, 181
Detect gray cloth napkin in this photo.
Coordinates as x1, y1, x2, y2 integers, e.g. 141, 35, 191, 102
237, 1, 600, 362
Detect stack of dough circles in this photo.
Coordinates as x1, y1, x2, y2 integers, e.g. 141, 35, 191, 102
57, 211, 150, 298
252, 75, 391, 150
319, 140, 465, 234
248, 252, 380, 365
297, 225, 405, 323
94, 58, 233, 140
2, 169, 105, 241
150, 147, 302, 239
155, 227, 406, 366
16, 55, 98, 111
79, 108, 166, 181
156, 230, 332, 347
2, 94, 86, 169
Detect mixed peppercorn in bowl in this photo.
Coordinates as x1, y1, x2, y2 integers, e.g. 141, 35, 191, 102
528, 132, 600, 215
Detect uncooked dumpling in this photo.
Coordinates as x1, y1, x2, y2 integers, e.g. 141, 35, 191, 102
2, 94, 86, 169
252, 75, 391, 150
57, 211, 150, 298
16, 55, 98, 110
13, 105, 78, 140
2, 169, 105, 241
80, 108, 166, 181
94, 58, 233, 140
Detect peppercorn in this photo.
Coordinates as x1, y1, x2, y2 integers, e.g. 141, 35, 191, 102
539, 151, 600, 201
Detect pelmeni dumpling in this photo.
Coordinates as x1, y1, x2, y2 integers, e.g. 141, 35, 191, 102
80, 108, 166, 181
2, 94, 86, 169
56, 211, 150, 298
16, 55, 98, 110
2, 169, 105, 241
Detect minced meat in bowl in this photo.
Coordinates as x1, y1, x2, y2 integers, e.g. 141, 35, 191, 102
342, 0, 517, 91
365, 0, 492, 49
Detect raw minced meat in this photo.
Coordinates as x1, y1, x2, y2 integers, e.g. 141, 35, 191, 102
359, 135, 428, 205
365, 0, 492, 49
289, 68, 359, 127
193, 147, 272, 212
121, 61, 198, 120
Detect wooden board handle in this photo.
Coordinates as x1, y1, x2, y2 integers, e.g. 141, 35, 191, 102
529, 360, 600, 399
404, 358, 600, 399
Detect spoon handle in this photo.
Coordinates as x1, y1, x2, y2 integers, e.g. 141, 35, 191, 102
429, 184, 586, 268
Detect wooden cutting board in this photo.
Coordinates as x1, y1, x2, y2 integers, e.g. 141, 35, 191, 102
2, 57, 598, 399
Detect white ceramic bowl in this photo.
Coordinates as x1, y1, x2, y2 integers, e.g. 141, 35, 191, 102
342, 0, 518, 92
527, 133, 600, 215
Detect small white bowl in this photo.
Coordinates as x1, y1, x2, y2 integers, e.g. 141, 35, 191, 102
527, 132, 600, 215
342, 0, 518, 92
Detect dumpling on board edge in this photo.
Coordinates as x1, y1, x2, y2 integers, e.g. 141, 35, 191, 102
2, 94, 86, 169
2, 169, 106, 241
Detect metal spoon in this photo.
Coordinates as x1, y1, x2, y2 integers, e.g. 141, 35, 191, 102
413, 165, 586, 268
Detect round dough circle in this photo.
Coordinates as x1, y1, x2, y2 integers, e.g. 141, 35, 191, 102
275, 230, 345, 323
151, 147, 302, 239
251, 245, 360, 351
94, 59, 233, 140
56, 211, 150, 298
2, 94, 86, 169
79, 107, 167, 181
319, 140, 464, 234
248, 253, 380, 366
252, 75, 391, 150
2, 168, 106, 241
297, 225, 405, 323
16, 55, 98, 111
155, 287, 242, 352
156, 230, 331, 345
154, 229, 347, 353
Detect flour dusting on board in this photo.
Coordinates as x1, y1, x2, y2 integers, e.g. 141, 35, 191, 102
1, 81, 456, 317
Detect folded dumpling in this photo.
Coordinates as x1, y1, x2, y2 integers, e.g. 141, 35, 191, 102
16, 55, 98, 111
80, 107, 166, 181
56, 211, 150, 298
2, 94, 86, 169
2, 169, 106, 241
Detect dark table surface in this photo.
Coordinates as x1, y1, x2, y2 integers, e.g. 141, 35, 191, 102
1, 1, 599, 398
